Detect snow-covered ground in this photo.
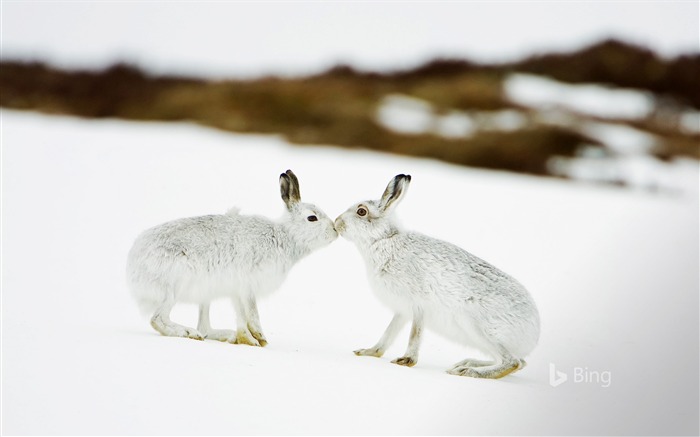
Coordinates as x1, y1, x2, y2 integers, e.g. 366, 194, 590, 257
504, 74, 656, 120
2, 110, 698, 435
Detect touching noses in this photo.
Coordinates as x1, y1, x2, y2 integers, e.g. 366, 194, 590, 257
334, 216, 346, 234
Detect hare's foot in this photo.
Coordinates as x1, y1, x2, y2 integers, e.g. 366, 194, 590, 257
391, 356, 417, 367
450, 358, 495, 370
150, 317, 204, 341
249, 329, 268, 347
245, 301, 267, 347
447, 360, 522, 379
203, 329, 236, 342
355, 314, 406, 358
391, 314, 422, 368
197, 304, 234, 341
354, 347, 384, 357
230, 329, 262, 347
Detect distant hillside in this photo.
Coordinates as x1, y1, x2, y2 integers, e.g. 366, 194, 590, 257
2, 39, 698, 186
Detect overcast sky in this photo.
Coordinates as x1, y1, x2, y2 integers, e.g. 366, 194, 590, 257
2, 1, 698, 78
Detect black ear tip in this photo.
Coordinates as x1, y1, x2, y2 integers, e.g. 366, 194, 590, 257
395, 174, 411, 182
405, 174, 412, 182
285, 169, 295, 176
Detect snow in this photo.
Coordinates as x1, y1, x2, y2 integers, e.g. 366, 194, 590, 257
549, 120, 696, 193
498, 74, 699, 194
374, 89, 698, 195
483, 109, 529, 132
504, 74, 656, 119
376, 95, 529, 138
579, 122, 657, 155
2, 2, 698, 78
435, 111, 477, 138
376, 94, 435, 135
549, 155, 699, 194
2, 110, 698, 435
681, 111, 700, 133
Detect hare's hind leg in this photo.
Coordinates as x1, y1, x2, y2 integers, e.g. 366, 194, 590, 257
244, 296, 267, 346
229, 293, 262, 347
447, 347, 524, 379
150, 295, 204, 340
354, 313, 407, 358
449, 358, 495, 369
197, 303, 235, 342
447, 360, 522, 379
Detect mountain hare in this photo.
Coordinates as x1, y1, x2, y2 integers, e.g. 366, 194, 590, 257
127, 170, 337, 346
335, 174, 540, 378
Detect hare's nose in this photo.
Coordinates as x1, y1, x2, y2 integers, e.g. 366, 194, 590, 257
334, 217, 346, 233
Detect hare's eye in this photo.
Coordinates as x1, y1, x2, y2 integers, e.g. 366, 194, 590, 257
307, 215, 318, 222
357, 207, 367, 217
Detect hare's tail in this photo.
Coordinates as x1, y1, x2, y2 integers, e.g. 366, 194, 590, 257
126, 257, 169, 317
126, 239, 175, 317
127, 279, 165, 316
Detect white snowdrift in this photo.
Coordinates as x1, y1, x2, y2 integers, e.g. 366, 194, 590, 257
504, 74, 655, 119
376, 94, 529, 138
2, 110, 698, 435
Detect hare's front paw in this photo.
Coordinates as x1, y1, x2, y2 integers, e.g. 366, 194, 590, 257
230, 330, 262, 347
354, 347, 383, 357
391, 356, 416, 367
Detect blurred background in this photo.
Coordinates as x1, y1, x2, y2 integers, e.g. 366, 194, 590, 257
2, 1, 698, 194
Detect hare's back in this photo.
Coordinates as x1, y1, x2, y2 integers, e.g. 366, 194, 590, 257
133, 214, 277, 261
128, 213, 285, 303
398, 232, 527, 295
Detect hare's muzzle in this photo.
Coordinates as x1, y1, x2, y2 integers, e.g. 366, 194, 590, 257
334, 216, 346, 234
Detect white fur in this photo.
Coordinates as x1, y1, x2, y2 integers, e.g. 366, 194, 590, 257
335, 175, 540, 378
126, 170, 337, 345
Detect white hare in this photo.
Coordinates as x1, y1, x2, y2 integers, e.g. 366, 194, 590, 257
126, 170, 337, 346
335, 174, 540, 378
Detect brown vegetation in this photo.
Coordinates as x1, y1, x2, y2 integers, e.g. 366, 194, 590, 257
1, 39, 698, 178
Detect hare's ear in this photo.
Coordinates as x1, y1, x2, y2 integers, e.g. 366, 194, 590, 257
280, 169, 301, 209
378, 174, 411, 214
